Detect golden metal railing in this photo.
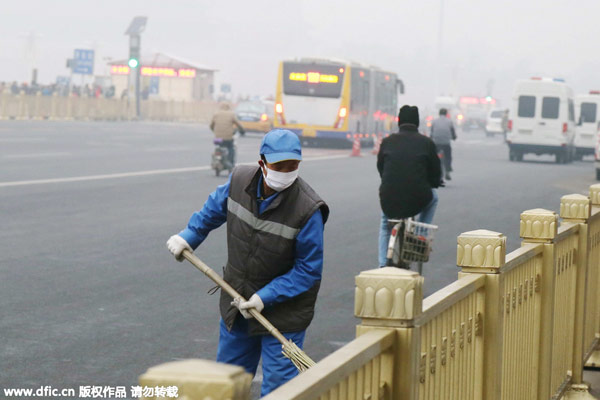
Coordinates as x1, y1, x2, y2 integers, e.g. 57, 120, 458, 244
584, 211, 600, 361
500, 249, 543, 400
262, 329, 395, 400
550, 225, 579, 396
137, 185, 600, 400
417, 275, 485, 400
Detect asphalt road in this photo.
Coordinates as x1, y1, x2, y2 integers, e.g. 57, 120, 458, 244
1, 121, 598, 396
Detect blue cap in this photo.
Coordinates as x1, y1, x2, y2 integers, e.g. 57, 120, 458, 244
260, 129, 302, 163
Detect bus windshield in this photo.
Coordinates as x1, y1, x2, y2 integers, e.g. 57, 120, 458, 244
283, 62, 344, 98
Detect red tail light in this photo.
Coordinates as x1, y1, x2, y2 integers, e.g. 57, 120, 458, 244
508, 120, 513, 132
260, 113, 268, 122
562, 123, 568, 134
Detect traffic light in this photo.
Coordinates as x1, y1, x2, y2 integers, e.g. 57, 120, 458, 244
128, 57, 139, 69
129, 35, 141, 69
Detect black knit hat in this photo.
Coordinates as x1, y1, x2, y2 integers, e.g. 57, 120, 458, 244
398, 105, 420, 127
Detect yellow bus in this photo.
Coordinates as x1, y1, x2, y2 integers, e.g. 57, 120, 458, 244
273, 58, 404, 146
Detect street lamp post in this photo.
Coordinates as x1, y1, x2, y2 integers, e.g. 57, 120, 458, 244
125, 17, 147, 119
436, 0, 444, 97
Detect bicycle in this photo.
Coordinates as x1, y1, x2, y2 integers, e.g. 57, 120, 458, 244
385, 218, 438, 275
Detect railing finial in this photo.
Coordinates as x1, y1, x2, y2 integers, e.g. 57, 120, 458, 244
520, 208, 558, 242
457, 229, 506, 271
139, 359, 252, 400
355, 267, 423, 323
560, 194, 591, 221
589, 184, 600, 206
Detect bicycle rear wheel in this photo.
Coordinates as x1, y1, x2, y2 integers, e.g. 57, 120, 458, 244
386, 221, 408, 269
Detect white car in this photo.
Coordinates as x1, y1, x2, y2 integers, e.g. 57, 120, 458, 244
575, 92, 600, 159
485, 108, 507, 137
506, 78, 576, 163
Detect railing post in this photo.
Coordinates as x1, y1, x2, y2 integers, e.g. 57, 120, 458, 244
138, 359, 252, 400
520, 208, 558, 400
586, 184, 600, 369
355, 267, 423, 400
561, 194, 597, 399
457, 229, 506, 400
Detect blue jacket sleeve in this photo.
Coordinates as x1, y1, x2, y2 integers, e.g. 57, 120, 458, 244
256, 209, 324, 306
178, 176, 230, 249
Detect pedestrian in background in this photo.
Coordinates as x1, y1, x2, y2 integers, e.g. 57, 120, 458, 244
431, 108, 457, 181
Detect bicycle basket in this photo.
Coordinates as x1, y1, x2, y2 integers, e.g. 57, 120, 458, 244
401, 219, 438, 263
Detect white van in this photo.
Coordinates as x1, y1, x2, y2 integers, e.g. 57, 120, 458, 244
575, 92, 600, 159
507, 78, 576, 163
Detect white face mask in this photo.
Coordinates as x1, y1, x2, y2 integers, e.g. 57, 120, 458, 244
263, 167, 298, 192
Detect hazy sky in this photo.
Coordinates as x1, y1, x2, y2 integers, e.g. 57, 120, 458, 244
2, 0, 600, 109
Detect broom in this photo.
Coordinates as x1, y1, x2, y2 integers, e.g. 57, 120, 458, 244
180, 249, 316, 372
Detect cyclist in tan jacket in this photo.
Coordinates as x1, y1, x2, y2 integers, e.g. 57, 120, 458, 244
210, 102, 245, 164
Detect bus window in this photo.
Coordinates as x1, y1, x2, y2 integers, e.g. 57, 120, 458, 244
351, 68, 369, 112
375, 74, 396, 115
283, 62, 344, 98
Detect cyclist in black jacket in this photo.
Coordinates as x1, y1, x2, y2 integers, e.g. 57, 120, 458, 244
377, 105, 442, 267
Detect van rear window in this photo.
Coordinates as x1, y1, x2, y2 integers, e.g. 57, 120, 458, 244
542, 97, 559, 119
518, 96, 536, 118
581, 102, 596, 123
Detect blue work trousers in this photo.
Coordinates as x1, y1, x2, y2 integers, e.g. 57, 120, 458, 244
378, 189, 439, 267
216, 316, 306, 396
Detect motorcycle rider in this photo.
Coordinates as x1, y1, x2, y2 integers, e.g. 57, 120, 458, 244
210, 102, 245, 166
430, 108, 456, 181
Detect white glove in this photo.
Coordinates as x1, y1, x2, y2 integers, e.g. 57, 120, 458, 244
166, 235, 192, 262
231, 294, 264, 319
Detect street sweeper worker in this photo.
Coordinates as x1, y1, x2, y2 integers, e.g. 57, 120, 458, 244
166, 129, 329, 396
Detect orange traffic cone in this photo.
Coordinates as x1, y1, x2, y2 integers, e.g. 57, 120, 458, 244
371, 134, 382, 155
351, 134, 361, 157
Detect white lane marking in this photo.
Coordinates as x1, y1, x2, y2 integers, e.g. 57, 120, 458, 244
0, 154, 350, 188
0, 138, 48, 143
0, 166, 211, 187
3, 152, 71, 159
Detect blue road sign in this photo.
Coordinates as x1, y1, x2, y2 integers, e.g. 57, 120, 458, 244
56, 76, 70, 86
220, 83, 231, 93
149, 77, 159, 95
73, 49, 94, 75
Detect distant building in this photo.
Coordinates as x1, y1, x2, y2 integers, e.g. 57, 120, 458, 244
108, 52, 216, 101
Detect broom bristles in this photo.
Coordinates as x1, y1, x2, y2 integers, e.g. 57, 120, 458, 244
282, 339, 316, 372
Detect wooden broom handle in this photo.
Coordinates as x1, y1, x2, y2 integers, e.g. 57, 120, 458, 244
181, 249, 289, 345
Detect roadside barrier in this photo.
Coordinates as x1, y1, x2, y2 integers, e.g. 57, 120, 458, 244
372, 133, 382, 155
137, 189, 600, 400
351, 134, 362, 157
0, 93, 218, 122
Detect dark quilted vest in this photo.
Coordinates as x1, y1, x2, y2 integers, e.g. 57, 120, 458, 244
220, 165, 329, 335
